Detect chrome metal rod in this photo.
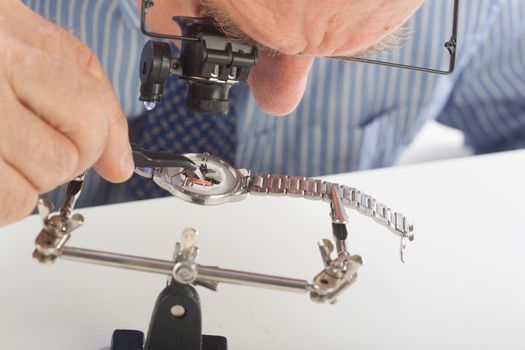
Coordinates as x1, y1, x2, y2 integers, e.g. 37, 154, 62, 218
198, 265, 310, 294
61, 247, 174, 275
61, 246, 311, 294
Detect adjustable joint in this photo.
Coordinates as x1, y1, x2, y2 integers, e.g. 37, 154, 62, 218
33, 175, 85, 263
171, 228, 200, 285
33, 199, 84, 264
310, 239, 363, 304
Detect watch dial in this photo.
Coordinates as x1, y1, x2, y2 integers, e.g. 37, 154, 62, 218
153, 153, 241, 198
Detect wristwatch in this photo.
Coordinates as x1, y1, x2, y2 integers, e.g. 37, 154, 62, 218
135, 152, 415, 242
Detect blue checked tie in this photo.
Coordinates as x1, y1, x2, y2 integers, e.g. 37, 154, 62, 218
128, 75, 238, 201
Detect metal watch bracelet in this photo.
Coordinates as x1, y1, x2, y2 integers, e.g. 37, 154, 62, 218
246, 172, 414, 240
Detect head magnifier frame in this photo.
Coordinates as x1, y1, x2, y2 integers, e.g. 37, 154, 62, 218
346, 0, 459, 75
140, 0, 459, 75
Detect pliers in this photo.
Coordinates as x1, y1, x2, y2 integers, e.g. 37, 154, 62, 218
131, 144, 203, 180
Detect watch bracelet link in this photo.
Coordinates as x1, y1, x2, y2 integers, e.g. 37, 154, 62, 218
246, 172, 414, 240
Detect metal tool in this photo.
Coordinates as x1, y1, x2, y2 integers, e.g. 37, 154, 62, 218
32, 166, 415, 349
33, 176, 362, 304
132, 144, 204, 181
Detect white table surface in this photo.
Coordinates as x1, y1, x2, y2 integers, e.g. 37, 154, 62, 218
1, 150, 525, 350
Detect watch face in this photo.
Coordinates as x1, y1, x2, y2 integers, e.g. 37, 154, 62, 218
152, 153, 245, 205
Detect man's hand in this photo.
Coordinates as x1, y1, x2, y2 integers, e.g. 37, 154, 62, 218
0, 0, 134, 227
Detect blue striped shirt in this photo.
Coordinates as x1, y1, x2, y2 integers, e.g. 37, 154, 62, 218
23, 0, 525, 207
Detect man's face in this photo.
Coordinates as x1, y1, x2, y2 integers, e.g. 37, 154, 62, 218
140, 0, 423, 115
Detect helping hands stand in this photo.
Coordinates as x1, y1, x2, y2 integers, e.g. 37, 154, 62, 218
33, 174, 364, 349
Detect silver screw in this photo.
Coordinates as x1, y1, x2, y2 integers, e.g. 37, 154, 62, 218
170, 305, 186, 318
173, 262, 198, 284
177, 266, 194, 281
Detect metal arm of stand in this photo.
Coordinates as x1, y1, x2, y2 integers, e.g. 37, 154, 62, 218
60, 245, 311, 294
33, 175, 363, 304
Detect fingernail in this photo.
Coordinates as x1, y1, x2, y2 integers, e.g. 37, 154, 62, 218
120, 145, 134, 175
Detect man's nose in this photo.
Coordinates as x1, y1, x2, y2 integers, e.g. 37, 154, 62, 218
248, 52, 314, 116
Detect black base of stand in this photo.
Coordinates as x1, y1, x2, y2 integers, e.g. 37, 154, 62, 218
109, 283, 228, 350
111, 330, 228, 350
